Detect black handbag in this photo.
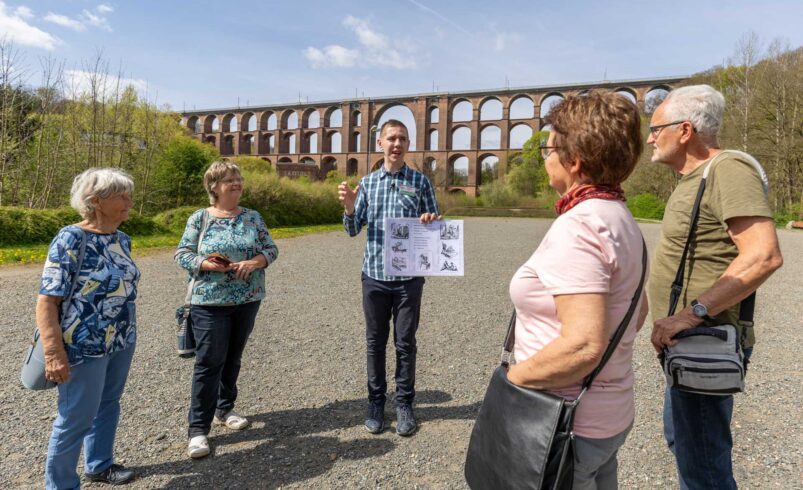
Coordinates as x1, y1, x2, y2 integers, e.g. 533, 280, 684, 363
176, 210, 210, 358
465, 239, 647, 490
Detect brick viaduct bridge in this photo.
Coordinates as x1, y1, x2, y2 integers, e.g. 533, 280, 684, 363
181, 76, 687, 196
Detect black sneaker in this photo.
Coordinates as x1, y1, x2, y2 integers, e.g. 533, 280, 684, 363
85, 464, 136, 485
396, 404, 417, 437
365, 402, 385, 434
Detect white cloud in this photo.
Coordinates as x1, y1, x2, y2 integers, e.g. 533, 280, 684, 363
44, 12, 86, 32
0, 2, 59, 50
303, 45, 359, 68
14, 5, 32, 18
304, 16, 416, 70
80, 8, 111, 32
65, 69, 148, 98
44, 4, 113, 33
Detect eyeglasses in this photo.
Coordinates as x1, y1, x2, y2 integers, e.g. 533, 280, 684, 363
539, 145, 559, 160
220, 177, 244, 185
649, 120, 696, 138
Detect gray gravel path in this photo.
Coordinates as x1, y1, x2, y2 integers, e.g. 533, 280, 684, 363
1, 218, 801, 489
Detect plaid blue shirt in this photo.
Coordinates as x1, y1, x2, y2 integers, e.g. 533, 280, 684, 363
344, 164, 439, 281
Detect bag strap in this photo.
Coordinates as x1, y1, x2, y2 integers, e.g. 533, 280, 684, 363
184, 210, 210, 306
501, 237, 648, 402
59, 227, 87, 325
666, 152, 757, 322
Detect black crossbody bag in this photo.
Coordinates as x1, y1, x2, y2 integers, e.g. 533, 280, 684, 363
464, 239, 647, 490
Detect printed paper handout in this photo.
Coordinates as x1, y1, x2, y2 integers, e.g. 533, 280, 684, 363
383, 218, 464, 277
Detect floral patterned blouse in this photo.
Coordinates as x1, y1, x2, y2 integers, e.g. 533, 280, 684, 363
175, 208, 279, 305
39, 226, 140, 366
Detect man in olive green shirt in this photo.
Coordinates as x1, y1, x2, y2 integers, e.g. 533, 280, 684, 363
647, 85, 783, 490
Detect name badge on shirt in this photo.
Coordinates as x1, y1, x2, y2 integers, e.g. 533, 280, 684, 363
398, 184, 417, 197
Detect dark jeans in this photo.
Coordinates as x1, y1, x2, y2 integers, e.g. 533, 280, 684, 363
663, 347, 754, 490
188, 300, 261, 437
361, 273, 425, 406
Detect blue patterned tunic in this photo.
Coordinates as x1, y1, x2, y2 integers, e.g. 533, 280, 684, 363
39, 226, 140, 366
175, 208, 279, 305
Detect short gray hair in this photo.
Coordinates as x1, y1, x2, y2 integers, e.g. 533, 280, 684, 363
70, 168, 134, 219
662, 85, 725, 142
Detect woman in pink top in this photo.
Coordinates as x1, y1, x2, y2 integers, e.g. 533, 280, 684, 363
507, 91, 649, 490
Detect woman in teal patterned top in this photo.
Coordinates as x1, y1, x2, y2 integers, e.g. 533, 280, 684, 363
175, 161, 278, 459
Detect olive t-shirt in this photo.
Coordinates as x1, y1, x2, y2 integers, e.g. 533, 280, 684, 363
648, 151, 772, 348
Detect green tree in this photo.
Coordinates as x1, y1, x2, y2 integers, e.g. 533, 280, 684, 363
153, 135, 218, 208
506, 131, 549, 197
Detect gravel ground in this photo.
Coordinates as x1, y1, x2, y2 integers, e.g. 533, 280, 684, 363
1, 217, 801, 489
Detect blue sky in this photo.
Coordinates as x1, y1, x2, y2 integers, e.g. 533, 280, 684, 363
2, 0, 802, 112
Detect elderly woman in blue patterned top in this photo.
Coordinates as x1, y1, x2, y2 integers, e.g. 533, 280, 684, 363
37, 168, 140, 488
175, 160, 279, 459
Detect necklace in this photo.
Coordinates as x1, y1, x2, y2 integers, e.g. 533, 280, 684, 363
212, 206, 239, 217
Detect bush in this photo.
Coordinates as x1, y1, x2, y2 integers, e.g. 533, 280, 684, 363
152, 206, 202, 234
240, 174, 343, 227
233, 156, 274, 175
627, 193, 666, 220
0, 207, 166, 246
478, 180, 523, 208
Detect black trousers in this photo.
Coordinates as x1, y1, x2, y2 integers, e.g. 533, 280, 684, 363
361, 273, 425, 406
188, 300, 261, 437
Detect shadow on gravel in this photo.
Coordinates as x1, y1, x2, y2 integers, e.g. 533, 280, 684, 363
136, 390, 480, 489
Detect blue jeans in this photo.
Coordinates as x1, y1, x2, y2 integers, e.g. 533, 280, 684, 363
188, 300, 260, 437
45, 345, 136, 490
361, 273, 425, 405
663, 347, 753, 490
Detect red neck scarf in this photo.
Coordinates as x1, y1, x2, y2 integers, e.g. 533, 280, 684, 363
554, 184, 626, 216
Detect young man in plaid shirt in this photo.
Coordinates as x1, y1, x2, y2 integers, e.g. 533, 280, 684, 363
338, 119, 440, 436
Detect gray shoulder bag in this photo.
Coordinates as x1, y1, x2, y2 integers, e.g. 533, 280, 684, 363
661, 154, 753, 395
21, 227, 87, 390
175, 210, 210, 358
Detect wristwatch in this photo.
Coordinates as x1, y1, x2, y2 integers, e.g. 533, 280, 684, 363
690, 299, 717, 323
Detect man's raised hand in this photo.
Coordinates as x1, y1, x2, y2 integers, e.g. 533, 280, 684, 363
338, 181, 358, 215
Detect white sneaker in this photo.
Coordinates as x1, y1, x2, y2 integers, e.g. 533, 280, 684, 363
187, 435, 210, 459
213, 410, 250, 430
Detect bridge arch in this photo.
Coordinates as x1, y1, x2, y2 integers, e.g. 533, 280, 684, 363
429, 106, 439, 124
479, 97, 503, 121
282, 110, 299, 130
448, 154, 470, 186
539, 93, 564, 118
222, 113, 237, 132
428, 129, 439, 151
260, 111, 277, 131
480, 124, 501, 149
509, 95, 534, 119
479, 153, 500, 184
451, 99, 473, 122
451, 126, 471, 150
324, 107, 342, 127
303, 108, 320, 128
204, 115, 219, 133
186, 116, 200, 134
614, 87, 637, 104
509, 123, 533, 149
241, 112, 256, 132
241, 134, 253, 154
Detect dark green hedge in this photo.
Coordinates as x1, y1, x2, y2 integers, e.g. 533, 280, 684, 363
0, 207, 167, 246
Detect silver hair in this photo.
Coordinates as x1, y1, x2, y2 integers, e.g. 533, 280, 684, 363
70, 168, 134, 219
662, 85, 726, 142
